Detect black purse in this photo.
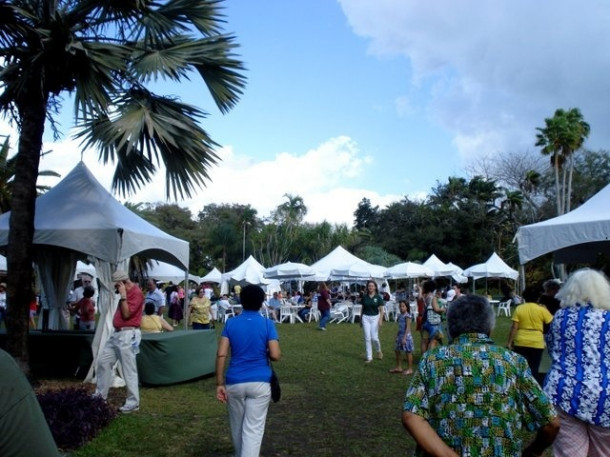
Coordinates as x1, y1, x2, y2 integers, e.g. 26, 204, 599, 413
270, 366, 281, 403
266, 319, 281, 403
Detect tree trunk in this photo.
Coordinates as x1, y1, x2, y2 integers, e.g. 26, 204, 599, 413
6, 88, 46, 376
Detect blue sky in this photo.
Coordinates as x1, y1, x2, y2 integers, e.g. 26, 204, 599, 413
2, 0, 609, 226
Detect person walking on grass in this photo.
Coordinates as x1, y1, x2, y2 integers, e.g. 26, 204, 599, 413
361, 280, 384, 363
216, 285, 281, 457
317, 282, 332, 331
403, 294, 559, 457
389, 300, 414, 375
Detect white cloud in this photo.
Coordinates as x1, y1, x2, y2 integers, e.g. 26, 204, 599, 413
338, 0, 610, 158
2, 119, 402, 227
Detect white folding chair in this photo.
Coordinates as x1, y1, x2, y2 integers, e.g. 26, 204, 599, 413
329, 303, 349, 324
350, 304, 362, 323
308, 303, 320, 323
279, 304, 293, 323
497, 300, 512, 317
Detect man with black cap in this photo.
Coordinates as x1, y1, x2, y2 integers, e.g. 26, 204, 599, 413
94, 269, 144, 413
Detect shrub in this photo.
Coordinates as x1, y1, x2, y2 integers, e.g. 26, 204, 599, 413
37, 387, 116, 450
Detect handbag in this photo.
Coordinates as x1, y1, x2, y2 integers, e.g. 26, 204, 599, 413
266, 319, 281, 403
270, 366, 281, 402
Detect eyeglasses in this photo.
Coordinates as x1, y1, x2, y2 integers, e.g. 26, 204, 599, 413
83, 281, 91, 284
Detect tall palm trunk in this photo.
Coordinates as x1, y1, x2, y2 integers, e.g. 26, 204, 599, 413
6, 85, 46, 375
553, 156, 562, 215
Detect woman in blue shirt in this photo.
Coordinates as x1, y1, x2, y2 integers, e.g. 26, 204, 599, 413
216, 285, 281, 457
544, 268, 610, 457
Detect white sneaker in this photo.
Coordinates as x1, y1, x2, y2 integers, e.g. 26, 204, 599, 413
119, 405, 139, 413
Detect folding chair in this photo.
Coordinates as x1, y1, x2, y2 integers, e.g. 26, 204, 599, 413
497, 300, 512, 317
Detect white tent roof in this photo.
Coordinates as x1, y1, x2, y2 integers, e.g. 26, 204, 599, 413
384, 261, 434, 279
515, 183, 610, 264
463, 252, 519, 280
310, 246, 362, 280
329, 259, 386, 280
146, 260, 199, 284
0, 162, 189, 269
222, 255, 270, 286
200, 267, 222, 283
264, 262, 317, 280
423, 254, 458, 277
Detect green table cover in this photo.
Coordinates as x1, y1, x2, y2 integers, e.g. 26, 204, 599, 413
137, 329, 217, 386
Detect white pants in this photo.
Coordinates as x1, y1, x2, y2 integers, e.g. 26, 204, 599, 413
553, 407, 610, 457
95, 329, 141, 409
226, 382, 271, 457
362, 314, 381, 361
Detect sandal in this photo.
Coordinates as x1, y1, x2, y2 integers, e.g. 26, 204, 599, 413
403, 369, 413, 376
389, 368, 403, 374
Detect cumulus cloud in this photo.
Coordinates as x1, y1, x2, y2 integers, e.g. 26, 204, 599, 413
0, 118, 400, 227
338, 0, 610, 158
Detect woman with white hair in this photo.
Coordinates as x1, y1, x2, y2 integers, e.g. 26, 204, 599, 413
543, 268, 610, 457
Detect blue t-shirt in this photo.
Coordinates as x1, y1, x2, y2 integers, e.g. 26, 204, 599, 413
222, 310, 279, 385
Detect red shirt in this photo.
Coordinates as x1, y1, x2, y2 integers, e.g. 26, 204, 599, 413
113, 284, 144, 329
78, 297, 95, 322
318, 288, 331, 311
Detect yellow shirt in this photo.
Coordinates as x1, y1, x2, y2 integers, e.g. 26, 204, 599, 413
189, 296, 211, 324
141, 314, 163, 333
512, 302, 553, 349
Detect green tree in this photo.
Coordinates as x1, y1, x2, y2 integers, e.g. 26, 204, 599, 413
0, 136, 59, 213
0, 0, 246, 371
535, 108, 590, 215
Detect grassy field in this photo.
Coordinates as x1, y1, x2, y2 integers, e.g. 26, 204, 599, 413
65, 314, 550, 457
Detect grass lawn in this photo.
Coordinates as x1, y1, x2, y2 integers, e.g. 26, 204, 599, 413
66, 314, 550, 457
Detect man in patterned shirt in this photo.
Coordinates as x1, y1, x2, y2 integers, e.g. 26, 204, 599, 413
402, 294, 559, 457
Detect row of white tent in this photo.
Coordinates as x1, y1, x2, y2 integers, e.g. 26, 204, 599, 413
187, 247, 519, 295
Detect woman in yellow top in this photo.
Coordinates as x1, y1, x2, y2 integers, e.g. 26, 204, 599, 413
141, 302, 174, 333
188, 287, 212, 329
507, 286, 553, 382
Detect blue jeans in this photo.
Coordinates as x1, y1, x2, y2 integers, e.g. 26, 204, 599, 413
319, 309, 330, 328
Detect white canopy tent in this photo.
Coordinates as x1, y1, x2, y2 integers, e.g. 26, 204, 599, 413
384, 262, 434, 279
264, 262, 317, 280
146, 260, 199, 284
0, 162, 189, 384
423, 254, 459, 277
200, 267, 223, 284
220, 255, 280, 295
515, 183, 610, 264
463, 252, 519, 280
308, 245, 387, 295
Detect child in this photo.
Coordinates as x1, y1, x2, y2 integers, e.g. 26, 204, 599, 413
389, 300, 414, 375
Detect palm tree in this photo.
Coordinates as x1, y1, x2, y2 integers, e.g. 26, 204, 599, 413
535, 108, 590, 215
0, 0, 246, 371
0, 136, 60, 213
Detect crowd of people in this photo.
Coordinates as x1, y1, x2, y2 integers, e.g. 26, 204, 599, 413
3, 264, 609, 457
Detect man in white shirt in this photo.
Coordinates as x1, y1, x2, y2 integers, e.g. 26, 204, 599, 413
145, 279, 166, 316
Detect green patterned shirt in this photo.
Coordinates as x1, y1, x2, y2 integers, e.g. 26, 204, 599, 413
403, 333, 556, 457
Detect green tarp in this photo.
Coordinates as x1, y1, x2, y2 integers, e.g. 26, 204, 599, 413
137, 329, 217, 386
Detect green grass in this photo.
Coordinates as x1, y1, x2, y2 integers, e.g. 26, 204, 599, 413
69, 315, 548, 457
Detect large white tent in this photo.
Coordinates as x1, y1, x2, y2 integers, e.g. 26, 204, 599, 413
0, 162, 189, 383
200, 267, 223, 284
384, 261, 433, 279
220, 255, 280, 295
310, 245, 385, 280
463, 252, 519, 280
146, 260, 199, 285
515, 183, 610, 264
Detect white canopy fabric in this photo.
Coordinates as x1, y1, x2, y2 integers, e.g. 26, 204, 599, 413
515, 183, 610, 264
220, 255, 281, 295
0, 162, 189, 385
264, 262, 317, 280
146, 260, 198, 284
200, 267, 222, 283
463, 252, 519, 280
423, 254, 458, 277
446, 262, 468, 284
384, 262, 434, 279
329, 259, 386, 281
310, 246, 366, 280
